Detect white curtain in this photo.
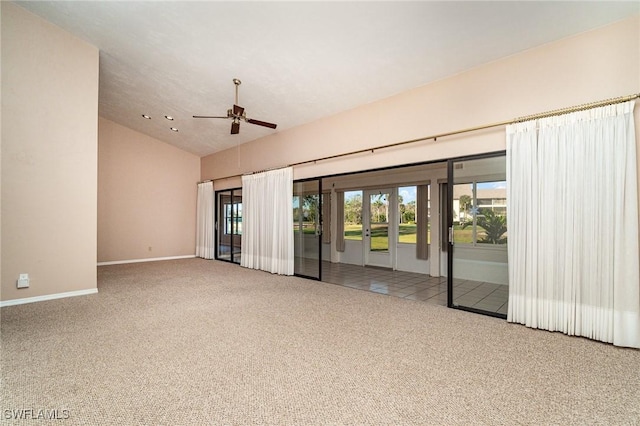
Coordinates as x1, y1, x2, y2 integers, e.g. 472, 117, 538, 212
506, 100, 639, 348
195, 181, 215, 259
241, 167, 294, 275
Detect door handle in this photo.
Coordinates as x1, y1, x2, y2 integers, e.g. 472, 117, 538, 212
448, 226, 454, 243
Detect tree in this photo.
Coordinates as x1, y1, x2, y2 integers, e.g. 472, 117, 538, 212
404, 200, 416, 224
462, 208, 507, 244
344, 194, 362, 224
302, 195, 318, 223
371, 194, 386, 223
458, 195, 472, 222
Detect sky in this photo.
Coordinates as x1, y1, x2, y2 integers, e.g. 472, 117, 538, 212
344, 182, 506, 203
345, 187, 417, 204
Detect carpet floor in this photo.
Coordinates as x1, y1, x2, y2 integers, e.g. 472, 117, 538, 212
1, 258, 639, 425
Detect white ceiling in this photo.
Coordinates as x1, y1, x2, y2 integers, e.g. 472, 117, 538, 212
15, 1, 640, 157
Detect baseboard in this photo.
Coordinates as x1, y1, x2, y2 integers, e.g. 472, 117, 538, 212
97, 255, 196, 266
1, 288, 99, 308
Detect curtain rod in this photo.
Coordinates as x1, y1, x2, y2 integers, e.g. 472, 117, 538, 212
514, 93, 639, 123
208, 92, 640, 181
242, 166, 289, 176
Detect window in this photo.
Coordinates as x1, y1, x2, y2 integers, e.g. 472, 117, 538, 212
344, 190, 362, 241
224, 201, 242, 235
293, 193, 319, 236
453, 181, 506, 245
398, 186, 417, 244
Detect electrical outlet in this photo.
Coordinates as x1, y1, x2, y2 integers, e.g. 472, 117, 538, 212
17, 273, 30, 289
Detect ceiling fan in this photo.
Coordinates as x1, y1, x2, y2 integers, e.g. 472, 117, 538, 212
193, 78, 277, 135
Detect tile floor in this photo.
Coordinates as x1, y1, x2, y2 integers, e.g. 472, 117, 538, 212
309, 261, 508, 315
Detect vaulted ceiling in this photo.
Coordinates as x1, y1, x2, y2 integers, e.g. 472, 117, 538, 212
16, 1, 640, 157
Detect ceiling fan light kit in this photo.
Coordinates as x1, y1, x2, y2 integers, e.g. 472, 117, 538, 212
193, 78, 278, 135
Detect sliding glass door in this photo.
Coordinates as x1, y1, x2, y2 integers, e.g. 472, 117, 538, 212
448, 153, 508, 318
216, 188, 242, 264
293, 178, 322, 280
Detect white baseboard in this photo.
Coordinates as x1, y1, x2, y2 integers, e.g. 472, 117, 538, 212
97, 255, 196, 266
1, 288, 99, 308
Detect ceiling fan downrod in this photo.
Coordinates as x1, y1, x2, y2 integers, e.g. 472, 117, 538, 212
233, 78, 241, 106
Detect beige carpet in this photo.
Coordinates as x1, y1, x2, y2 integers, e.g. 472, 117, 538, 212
1, 258, 639, 425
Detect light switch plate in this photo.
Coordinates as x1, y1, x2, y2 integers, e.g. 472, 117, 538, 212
17, 273, 29, 288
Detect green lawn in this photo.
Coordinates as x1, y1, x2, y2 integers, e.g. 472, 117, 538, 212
295, 222, 495, 245
398, 224, 417, 244
345, 223, 421, 250
293, 223, 318, 235
452, 224, 500, 244
453, 224, 473, 243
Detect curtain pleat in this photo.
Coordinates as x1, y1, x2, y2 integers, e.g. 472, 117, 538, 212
241, 168, 294, 275
195, 181, 214, 260
336, 191, 345, 252
322, 192, 331, 244
507, 100, 639, 348
416, 184, 429, 260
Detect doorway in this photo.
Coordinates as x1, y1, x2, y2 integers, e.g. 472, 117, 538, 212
447, 153, 508, 318
363, 189, 394, 268
293, 178, 322, 280
215, 188, 242, 264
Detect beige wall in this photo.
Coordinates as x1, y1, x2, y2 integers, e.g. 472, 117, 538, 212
202, 16, 640, 186
98, 117, 200, 263
1, 3, 99, 302
1, 3, 4, 299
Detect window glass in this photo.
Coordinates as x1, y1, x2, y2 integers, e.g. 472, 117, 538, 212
475, 181, 507, 245
398, 186, 417, 244
453, 181, 507, 245
344, 190, 362, 241
369, 192, 390, 252
294, 194, 319, 235
224, 201, 242, 235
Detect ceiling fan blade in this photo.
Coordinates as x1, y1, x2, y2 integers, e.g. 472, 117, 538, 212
233, 105, 244, 116
231, 121, 240, 134
193, 115, 229, 119
247, 118, 277, 129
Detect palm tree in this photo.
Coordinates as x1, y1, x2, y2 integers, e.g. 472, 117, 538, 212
458, 195, 472, 222
462, 208, 507, 244
371, 194, 387, 223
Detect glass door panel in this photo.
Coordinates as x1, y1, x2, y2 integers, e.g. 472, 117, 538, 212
369, 193, 389, 252
216, 188, 242, 264
216, 190, 232, 261
364, 189, 392, 268
231, 189, 242, 264
293, 179, 322, 279
448, 154, 508, 318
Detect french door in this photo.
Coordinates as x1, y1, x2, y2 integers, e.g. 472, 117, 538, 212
363, 189, 394, 268
293, 178, 322, 280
